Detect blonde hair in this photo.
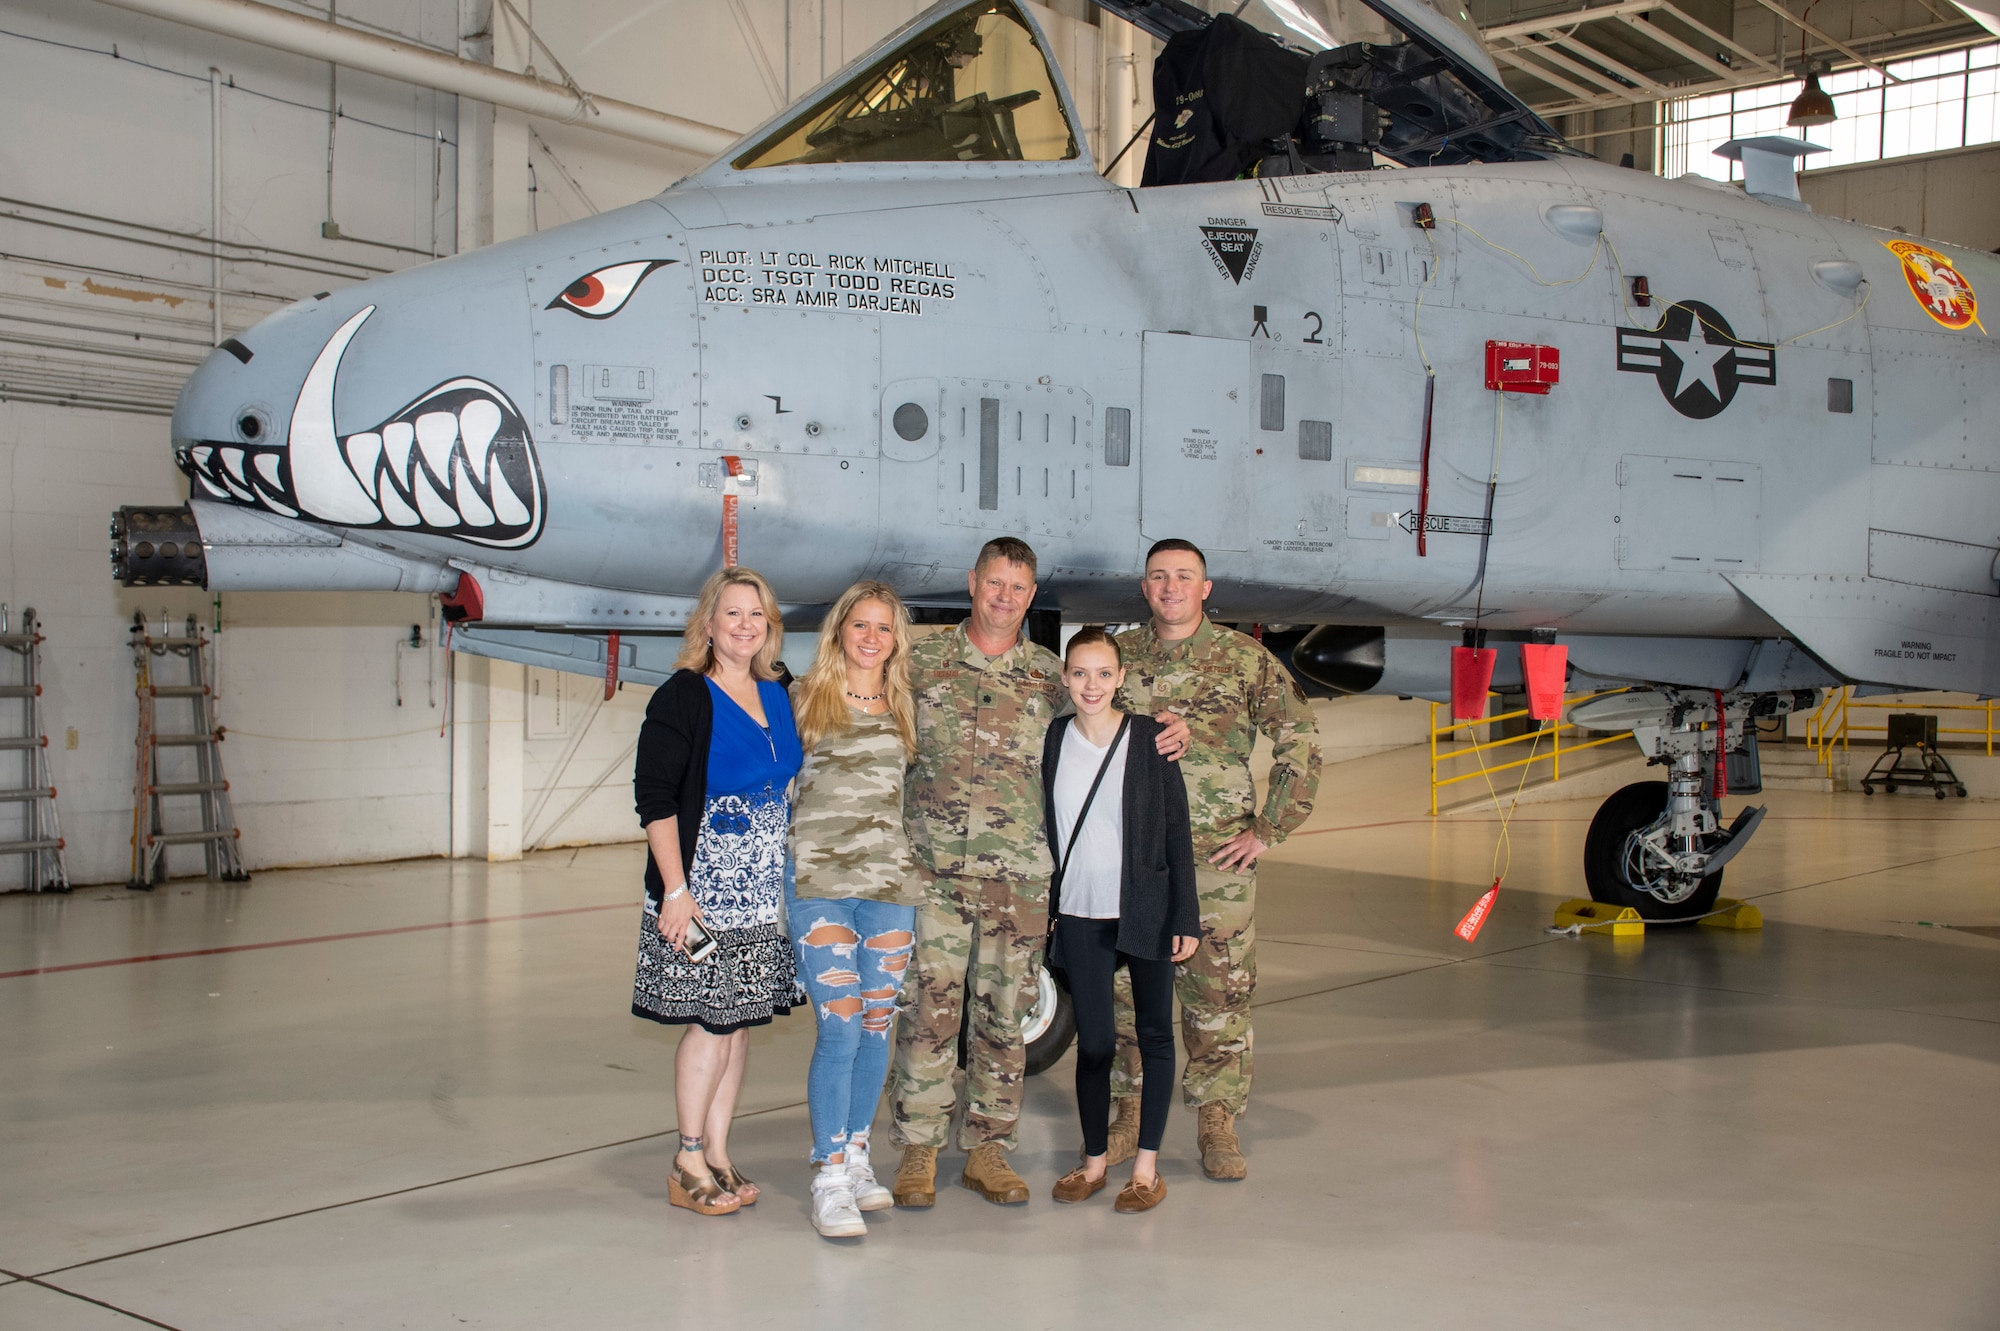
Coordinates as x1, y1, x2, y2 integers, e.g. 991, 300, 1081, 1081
793, 581, 916, 758
675, 566, 785, 680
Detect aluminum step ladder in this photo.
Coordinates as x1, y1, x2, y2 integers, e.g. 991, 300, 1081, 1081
1, 606, 70, 893
129, 612, 248, 889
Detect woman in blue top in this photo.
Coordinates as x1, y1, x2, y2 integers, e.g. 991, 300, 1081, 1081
633, 566, 804, 1217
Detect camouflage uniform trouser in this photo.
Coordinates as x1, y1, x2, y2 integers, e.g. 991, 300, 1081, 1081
1111, 863, 1255, 1115
890, 867, 1047, 1151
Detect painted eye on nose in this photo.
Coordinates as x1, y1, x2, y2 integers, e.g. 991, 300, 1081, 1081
545, 259, 676, 319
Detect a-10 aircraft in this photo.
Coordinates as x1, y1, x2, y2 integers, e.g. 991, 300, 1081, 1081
112, 0, 1997, 931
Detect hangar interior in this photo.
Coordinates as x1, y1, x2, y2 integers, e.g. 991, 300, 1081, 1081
2, 0, 1997, 1325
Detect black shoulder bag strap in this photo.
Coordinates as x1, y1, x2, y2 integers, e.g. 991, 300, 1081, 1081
1050, 714, 1133, 923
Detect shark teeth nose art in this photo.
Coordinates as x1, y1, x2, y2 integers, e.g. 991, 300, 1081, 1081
180, 305, 546, 549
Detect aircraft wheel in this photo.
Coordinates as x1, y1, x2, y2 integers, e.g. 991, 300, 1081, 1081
1583, 781, 1724, 923
1023, 963, 1076, 1076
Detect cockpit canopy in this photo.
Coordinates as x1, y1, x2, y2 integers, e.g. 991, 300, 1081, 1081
734, 1, 1079, 169
723, 0, 1568, 178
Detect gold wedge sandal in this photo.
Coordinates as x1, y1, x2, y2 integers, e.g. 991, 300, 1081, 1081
709, 1162, 758, 1206
669, 1161, 742, 1216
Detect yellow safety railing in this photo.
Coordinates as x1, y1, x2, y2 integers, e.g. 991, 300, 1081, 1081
1428, 689, 1634, 816
1806, 687, 1998, 773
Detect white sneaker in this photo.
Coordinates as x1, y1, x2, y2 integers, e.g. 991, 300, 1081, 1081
846, 1140, 894, 1213
811, 1163, 867, 1238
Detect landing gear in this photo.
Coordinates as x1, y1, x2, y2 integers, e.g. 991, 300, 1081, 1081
1023, 964, 1076, 1075
959, 962, 1075, 1076
1571, 688, 1809, 923
1584, 781, 1725, 921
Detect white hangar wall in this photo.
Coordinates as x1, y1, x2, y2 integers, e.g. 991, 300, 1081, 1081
0, 0, 1132, 888
1799, 142, 2000, 254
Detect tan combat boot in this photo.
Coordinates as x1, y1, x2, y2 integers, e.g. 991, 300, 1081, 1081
892, 1144, 938, 1209
960, 1142, 1031, 1204
1196, 1104, 1247, 1180
1102, 1098, 1142, 1167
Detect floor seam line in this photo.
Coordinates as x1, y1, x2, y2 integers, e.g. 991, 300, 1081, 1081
10, 1275, 184, 1330
0, 900, 637, 980
1742, 842, 2000, 902
28, 1097, 808, 1279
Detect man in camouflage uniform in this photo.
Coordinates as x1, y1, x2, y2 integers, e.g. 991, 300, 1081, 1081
889, 536, 1068, 1207
1108, 538, 1322, 1180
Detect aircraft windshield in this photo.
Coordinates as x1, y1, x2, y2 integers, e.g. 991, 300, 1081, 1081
734, 1, 1078, 169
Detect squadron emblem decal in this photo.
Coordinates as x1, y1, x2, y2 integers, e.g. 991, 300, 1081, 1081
1615, 300, 1775, 420
1200, 219, 1262, 284
1883, 240, 1984, 333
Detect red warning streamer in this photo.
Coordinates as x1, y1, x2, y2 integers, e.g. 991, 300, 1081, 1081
1713, 689, 1728, 799
605, 632, 621, 702
721, 454, 744, 569
1454, 879, 1500, 942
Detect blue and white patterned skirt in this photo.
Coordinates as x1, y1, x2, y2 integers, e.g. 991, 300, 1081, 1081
631, 792, 797, 1033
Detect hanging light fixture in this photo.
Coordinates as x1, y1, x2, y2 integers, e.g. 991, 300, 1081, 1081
1789, 65, 1837, 127
1787, 0, 1836, 130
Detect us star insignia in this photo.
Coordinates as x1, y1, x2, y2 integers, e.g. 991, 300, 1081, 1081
1616, 300, 1776, 420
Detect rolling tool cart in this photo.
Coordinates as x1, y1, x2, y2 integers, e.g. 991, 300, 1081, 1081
1860, 713, 1967, 799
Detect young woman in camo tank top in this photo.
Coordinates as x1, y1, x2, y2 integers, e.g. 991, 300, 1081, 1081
787, 580, 922, 1240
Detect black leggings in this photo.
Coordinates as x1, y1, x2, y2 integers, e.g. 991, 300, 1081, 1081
1056, 916, 1177, 1156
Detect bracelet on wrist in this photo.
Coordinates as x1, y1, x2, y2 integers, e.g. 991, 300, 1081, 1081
664, 885, 687, 902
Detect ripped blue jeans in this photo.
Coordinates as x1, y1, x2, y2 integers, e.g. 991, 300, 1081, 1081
790, 893, 917, 1163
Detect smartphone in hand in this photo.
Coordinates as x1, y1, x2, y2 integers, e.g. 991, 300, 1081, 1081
681, 915, 720, 963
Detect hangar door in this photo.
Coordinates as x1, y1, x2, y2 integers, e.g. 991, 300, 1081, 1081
1140, 332, 1251, 552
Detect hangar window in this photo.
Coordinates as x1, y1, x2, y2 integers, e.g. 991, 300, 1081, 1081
734, 2, 1078, 169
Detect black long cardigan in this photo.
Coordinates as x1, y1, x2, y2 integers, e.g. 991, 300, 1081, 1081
633, 669, 713, 908
1040, 712, 1201, 962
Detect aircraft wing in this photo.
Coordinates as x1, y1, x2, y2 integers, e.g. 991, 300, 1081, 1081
1091, 0, 1567, 166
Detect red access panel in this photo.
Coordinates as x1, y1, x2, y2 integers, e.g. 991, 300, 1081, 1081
1484, 341, 1560, 394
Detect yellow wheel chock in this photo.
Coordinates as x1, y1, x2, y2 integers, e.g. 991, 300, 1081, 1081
1697, 898, 1763, 930
1554, 900, 1646, 936
1553, 897, 1764, 936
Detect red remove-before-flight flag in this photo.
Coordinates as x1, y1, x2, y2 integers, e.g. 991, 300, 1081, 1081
1454, 880, 1500, 942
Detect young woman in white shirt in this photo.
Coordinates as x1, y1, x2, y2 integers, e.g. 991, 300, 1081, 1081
1039, 627, 1200, 1213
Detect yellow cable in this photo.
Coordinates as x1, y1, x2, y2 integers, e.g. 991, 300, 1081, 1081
1445, 216, 1605, 287
1603, 233, 1873, 346
1468, 718, 1546, 887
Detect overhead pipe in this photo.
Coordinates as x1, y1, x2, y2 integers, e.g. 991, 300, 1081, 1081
94, 0, 740, 157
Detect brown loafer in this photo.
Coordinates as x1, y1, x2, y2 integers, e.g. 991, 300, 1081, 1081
1113, 1174, 1167, 1214
1051, 1165, 1107, 1204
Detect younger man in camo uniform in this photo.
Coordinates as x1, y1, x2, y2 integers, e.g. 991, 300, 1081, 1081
1108, 538, 1322, 1180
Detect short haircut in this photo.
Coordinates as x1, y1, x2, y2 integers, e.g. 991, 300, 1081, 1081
1145, 538, 1207, 572
1064, 625, 1121, 665
674, 566, 785, 680
974, 536, 1039, 579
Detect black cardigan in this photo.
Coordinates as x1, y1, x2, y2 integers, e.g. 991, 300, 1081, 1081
1040, 713, 1201, 962
633, 669, 712, 907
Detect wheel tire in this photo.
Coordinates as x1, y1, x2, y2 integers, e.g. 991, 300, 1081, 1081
1022, 964, 1076, 1076
1886, 783, 1898, 793
1583, 781, 1724, 923
1936, 787, 1948, 799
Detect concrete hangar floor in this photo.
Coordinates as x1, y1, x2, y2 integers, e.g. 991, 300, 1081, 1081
2, 746, 1997, 1329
